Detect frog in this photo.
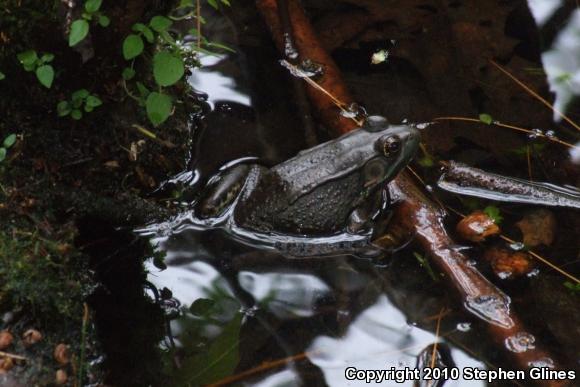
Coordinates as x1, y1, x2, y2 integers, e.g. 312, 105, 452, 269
192, 116, 419, 257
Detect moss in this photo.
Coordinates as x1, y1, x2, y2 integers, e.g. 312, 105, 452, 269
0, 224, 91, 325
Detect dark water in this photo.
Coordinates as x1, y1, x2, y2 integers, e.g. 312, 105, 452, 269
137, 1, 579, 386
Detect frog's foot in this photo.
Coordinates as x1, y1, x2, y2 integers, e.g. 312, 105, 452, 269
196, 164, 251, 218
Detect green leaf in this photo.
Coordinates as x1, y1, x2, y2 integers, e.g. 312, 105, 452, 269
206, 41, 235, 53
142, 27, 155, 44
483, 205, 503, 224
98, 15, 110, 27
179, 0, 194, 8
3, 134, 16, 148
221, 0, 231, 6
0, 71, 5, 80
479, 113, 493, 125
153, 255, 167, 270
57, 101, 71, 117
136, 82, 150, 98
146, 92, 172, 126
40, 53, 54, 63
158, 30, 175, 45
150, 15, 172, 32
176, 313, 242, 385
418, 156, 434, 168
132, 23, 147, 32
71, 109, 83, 120
122, 67, 135, 80
207, 0, 219, 9
69, 19, 90, 46
35, 65, 54, 88
17, 50, 38, 70
132, 23, 154, 42
85, 0, 102, 13
153, 51, 184, 87
0, 148, 6, 162
123, 34, 144, 60
563, 281, 580, 294
190, 298, 215, 316
85, 95, 102, 108
72, 89, 90, 101
413, 252, 438, 281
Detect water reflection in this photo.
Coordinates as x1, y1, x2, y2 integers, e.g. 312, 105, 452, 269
189, 54, 251, 108
238, 271, 331, 319
308, 295, 484, 387
529, 3, 580, 120
527, 0, 562, 26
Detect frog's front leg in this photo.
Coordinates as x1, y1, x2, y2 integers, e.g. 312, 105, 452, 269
346, 188, 389, 234
196, 164, 252, 218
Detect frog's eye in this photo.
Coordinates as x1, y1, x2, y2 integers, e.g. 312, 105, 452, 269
376, 135, 401, 158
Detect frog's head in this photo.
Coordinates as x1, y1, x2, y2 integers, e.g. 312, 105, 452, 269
360, 116, 419, 190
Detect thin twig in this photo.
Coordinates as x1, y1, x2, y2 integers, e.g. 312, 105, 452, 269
196, 0, 201, 50
434, 116, 579, 149
429, 307, 445, 369
489, 60, 580, 132
499, 234, 580, 284
280, 60, 364, 126
0, 351, 26, 361
207, 352, 310, 386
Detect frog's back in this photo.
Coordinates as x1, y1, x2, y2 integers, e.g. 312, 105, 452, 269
234, 171, 363, 235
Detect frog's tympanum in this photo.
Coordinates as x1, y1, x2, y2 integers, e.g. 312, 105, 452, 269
193, 116, 419, 257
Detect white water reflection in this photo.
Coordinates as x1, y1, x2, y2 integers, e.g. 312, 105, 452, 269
239, 271, 330, 319
252, 369, 300, 387
188, 54, 251, 108
528, 0, 562, 26
535, 6, 580, 121
308, 295, 484, 387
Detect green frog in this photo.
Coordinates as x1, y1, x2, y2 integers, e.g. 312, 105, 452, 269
193, 116, 419, 257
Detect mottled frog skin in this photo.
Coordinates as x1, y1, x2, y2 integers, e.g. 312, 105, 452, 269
195, 116, 419, 256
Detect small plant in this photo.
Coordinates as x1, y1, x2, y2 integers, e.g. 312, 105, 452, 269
483, 205, 503, 224
0, 134, 17, 162
413, 252, 438, 281
17, 50, 55, 88
122, 15, 183, 126
563, 281, 580, 294
479, 113, 493, 125
121, 2, 234, 127
69, 0, 110, 47
57, 89, 102, 120
0, 71, 5, 80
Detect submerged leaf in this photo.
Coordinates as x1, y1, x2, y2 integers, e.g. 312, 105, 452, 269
190, 298, 215, 316
483, 205, 503, 224
175, 313, 242, 385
